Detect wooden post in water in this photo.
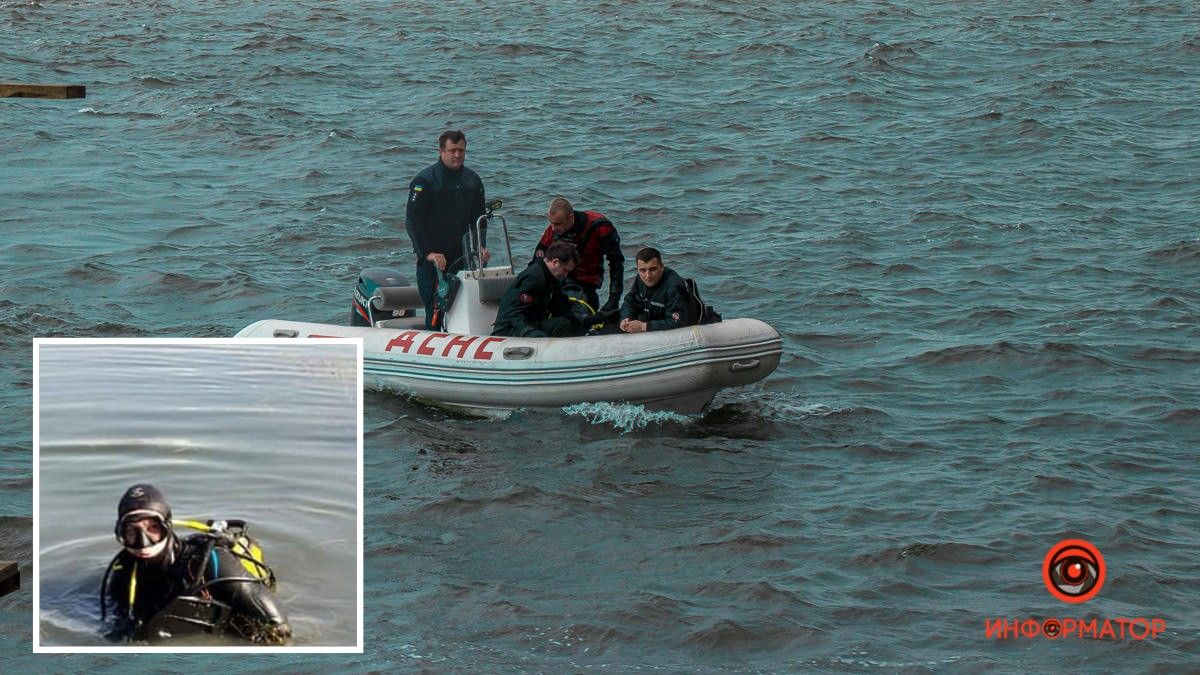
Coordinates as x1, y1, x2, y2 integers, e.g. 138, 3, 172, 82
0, 560, 17, 597
0, 82, 86, 99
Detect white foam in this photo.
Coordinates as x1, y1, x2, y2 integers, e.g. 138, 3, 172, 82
561, 401, 691, 433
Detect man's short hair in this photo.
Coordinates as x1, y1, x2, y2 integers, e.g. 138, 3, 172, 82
548, 196, 573, 217
545, 241, 580, 264
438, 129, 466, 149
635, 247, 662, 264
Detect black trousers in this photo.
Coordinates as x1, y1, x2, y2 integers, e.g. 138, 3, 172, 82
415, 259, 439, 330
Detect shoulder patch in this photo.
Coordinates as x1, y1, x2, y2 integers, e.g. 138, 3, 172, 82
519, 293, 535, 304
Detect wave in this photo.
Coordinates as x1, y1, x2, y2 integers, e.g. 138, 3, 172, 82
967, 308, 1019, 320
688, 580, 813, 606
406, 485, 593, 519
64, 261, 121, 283
800, 133, 856, 143
603, 592, 686, 627
680, 616, 821, 651
235, 33, 310, 51
899, 287, 946, 298
906, 341, 1112, 368
135, 75, 176, 87
1159, 408, 1200, 424
866, 41, 925, 62
76, 108, 161, 119
1150, 296, 1189, 308
487, 43, 554, 57
676, 532, 795, 553
911, 210, 979, 225
733, 43, 800, 57
853, 541, 1004, 566
561, 402, 691, 433
818, 91, 883, 106
1147, 240, 1200, 263
1131, 347, 1200, 364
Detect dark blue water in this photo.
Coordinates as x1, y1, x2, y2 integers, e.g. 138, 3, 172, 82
3, 0, 1198, 669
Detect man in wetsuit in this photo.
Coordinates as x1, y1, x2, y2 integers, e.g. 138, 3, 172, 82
532, 197, 624, 318
406, 130, 490, 329
619, 247, 691, 333
492, 241, 579, 338
102, 483, 290, 644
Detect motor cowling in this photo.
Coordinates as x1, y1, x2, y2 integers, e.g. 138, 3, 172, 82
351, 268, 414, 326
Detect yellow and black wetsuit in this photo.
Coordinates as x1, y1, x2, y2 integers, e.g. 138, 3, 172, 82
102, 522, 289, 643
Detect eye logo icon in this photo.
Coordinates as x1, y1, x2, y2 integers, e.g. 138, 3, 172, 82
1043, 539, 1105, 603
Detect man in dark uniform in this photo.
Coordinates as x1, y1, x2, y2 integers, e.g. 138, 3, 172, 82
405, 130, 490, 329
532, 197, 624, 317
492, 241, 580, 337
619, 247, 691, 333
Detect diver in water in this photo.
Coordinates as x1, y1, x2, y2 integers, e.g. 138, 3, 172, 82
101, 483, 291, 644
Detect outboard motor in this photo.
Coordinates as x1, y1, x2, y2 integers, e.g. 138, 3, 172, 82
351, 268, 415, 326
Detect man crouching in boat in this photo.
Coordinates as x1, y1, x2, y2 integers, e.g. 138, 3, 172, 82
492, 241, 581, 337
619, 247, 692, 333
101, 483, 291, 644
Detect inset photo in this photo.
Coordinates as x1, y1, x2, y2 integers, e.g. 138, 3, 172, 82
33, 339, 362, 653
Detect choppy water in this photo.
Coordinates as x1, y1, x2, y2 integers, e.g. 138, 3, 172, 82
3, 0, 1199, 670
36, 341, 359, 647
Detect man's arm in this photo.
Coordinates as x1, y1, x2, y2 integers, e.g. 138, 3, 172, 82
530, 227, 553, 267
599, 226, 624, 312
505, 271, 547, 335
405, 176, 433, 260
619, 283, 640, 322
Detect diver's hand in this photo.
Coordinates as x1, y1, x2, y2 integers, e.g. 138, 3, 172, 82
480, 247, 491, 265
426, 252, 447, 271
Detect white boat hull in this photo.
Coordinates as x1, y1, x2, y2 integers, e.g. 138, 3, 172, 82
235, 318, 783, 414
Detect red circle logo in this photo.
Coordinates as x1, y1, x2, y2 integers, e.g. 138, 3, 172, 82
1042, 539, 1105, 603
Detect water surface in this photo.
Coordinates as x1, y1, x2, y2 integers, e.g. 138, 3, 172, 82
2, 0, 1198, 670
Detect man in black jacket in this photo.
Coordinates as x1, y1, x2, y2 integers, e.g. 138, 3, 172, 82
492, 241, 579, 337
619, 247, 691, 333
405, 130, 490, 329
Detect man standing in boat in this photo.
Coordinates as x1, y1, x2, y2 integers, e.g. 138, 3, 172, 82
532, 197, 624, 319
492, 241, 580, 338
619, 247, 692, 333
405, 130, 490, 329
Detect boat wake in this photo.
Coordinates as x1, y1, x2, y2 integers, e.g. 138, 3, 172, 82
561, 401, 692, 433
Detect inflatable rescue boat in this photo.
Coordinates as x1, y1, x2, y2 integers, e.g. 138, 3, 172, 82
235, 201, 782, 414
